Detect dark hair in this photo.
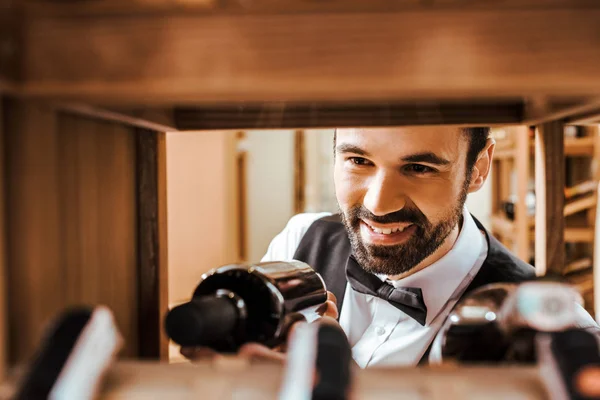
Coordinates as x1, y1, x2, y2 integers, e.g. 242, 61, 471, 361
462, 127, 490, 171
333, 127, 490, 171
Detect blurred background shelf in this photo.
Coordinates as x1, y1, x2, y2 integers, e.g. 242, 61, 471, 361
490, 125, 600, 314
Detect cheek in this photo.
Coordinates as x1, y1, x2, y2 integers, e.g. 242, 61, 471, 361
334, 164, 365, 209
407, 179, 463, 220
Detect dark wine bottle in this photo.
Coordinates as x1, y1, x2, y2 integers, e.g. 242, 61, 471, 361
164, 261, 328, 352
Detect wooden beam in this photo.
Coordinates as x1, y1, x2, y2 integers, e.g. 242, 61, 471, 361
174, 101, 523, 130
534, 121, 565, 276
0, 0, 20, 92
58, 103, 177, 133
565, 109, 600, 126
0, 97, 7, 379
515, 126, 531, 262
523, 97, 600, 126
20, 0, 600, 17
136, 129, 168, 359
18, 8, 600, 106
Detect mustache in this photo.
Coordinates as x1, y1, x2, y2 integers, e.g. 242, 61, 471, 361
347, 205, 429, 226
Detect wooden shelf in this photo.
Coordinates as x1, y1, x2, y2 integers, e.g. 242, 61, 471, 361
491, 214, 595, 243
530, 136, 595, 157
564, 195, 596, 217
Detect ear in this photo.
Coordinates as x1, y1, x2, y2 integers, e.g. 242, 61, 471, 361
468, 138, 495, 193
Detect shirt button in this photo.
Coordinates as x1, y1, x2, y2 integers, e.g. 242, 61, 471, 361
374, 326, 386, 336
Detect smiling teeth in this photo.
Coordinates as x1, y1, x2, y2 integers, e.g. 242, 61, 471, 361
370, 225, 408, 235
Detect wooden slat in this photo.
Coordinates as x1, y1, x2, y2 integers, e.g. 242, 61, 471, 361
4, 100, 139, 364
0, 0, 19, 90
564, 228, 595, 243
293, 130, 305, 214
515, 126, 531, 262
1, 360, 545, 400
136, 129, 168, 359
0, 98, 6, 379
174, 102, 523, 129
157, 132, 169, 360
564, 195, 596, 217
535, 122, 565, 276
59, 103, 177, 133
565, 136, 595, 156
18, 8, 600, 106
20, 0, 600, 17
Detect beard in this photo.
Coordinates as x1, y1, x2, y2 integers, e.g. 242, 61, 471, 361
340, 178, 470, 276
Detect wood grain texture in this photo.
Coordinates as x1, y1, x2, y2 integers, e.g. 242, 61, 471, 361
174, 102, 523, 129
20, 0, 600, 17
136, 129, 168, 359
0, 98, 7, 379
157, 132, 169, 361
0, 0, 19, 88
59, 104, 177, 133
4, 100, 139, 364
534, 122, 565, 276
84, 361, 547, 400
515, 126, 531, 262
19, 8, 600, 105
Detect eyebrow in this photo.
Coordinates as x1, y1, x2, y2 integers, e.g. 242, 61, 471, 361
335, 144, 371, 157
337, 144, 450, 166
402, 152, 451, 165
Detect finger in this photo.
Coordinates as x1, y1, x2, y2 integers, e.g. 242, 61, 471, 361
318, 300, 338, 320
327, 291, 338, 306
180, 346, 218, 361
576, 367, 600, 396
238, 343, 286, 363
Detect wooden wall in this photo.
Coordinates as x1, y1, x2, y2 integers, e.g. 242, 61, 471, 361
3, 99, 149, 364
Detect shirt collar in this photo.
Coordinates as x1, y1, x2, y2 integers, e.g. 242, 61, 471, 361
385, 207, 485, 325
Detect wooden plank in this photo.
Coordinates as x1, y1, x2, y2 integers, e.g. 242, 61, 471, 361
136, 129, 168, 359
0, 0, 19, 91
59, 103, 177, 133
565, 109, 600, 125
157, 132, 169, 360
174, 102, 523, 129
0, 98, 6, 379
293, 130, 305, 214
4, 100, 139, 364
594, 183, 600, 321
565, 136, 595, 156
515, 126, 531, 262
523, 97, 600, 126
20, 0, 600, 17
564, 228, 595, 243
564, 195, 596, 217
18, 8, 600, 105
534, 122, 565, 276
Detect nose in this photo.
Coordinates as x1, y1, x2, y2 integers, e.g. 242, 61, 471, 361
363, 170, 406, 216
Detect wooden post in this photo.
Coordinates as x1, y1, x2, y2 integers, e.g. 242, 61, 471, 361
136, 129, 169, 359
0, 98, 6, 379
515, 126, 531, 262
535, 121, 565, 276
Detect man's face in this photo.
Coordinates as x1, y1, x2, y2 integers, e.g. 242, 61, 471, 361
334, 127, 472, 276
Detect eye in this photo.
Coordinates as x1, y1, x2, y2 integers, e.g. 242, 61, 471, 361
404, 164, 436, 174
347, 157, 373, 166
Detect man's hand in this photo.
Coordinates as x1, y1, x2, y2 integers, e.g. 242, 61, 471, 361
576, 366, 600, 397
180, 291, 339, 363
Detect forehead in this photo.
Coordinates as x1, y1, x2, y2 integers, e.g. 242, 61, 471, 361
336, 127, 467, 159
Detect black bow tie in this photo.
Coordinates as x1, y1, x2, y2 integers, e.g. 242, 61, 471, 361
346, 256, 428, 326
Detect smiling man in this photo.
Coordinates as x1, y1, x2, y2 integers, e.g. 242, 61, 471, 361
182, 126, 596, 367
260, 126, 538, 367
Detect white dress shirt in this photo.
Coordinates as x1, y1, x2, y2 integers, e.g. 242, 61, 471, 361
261, 207, 488, 367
